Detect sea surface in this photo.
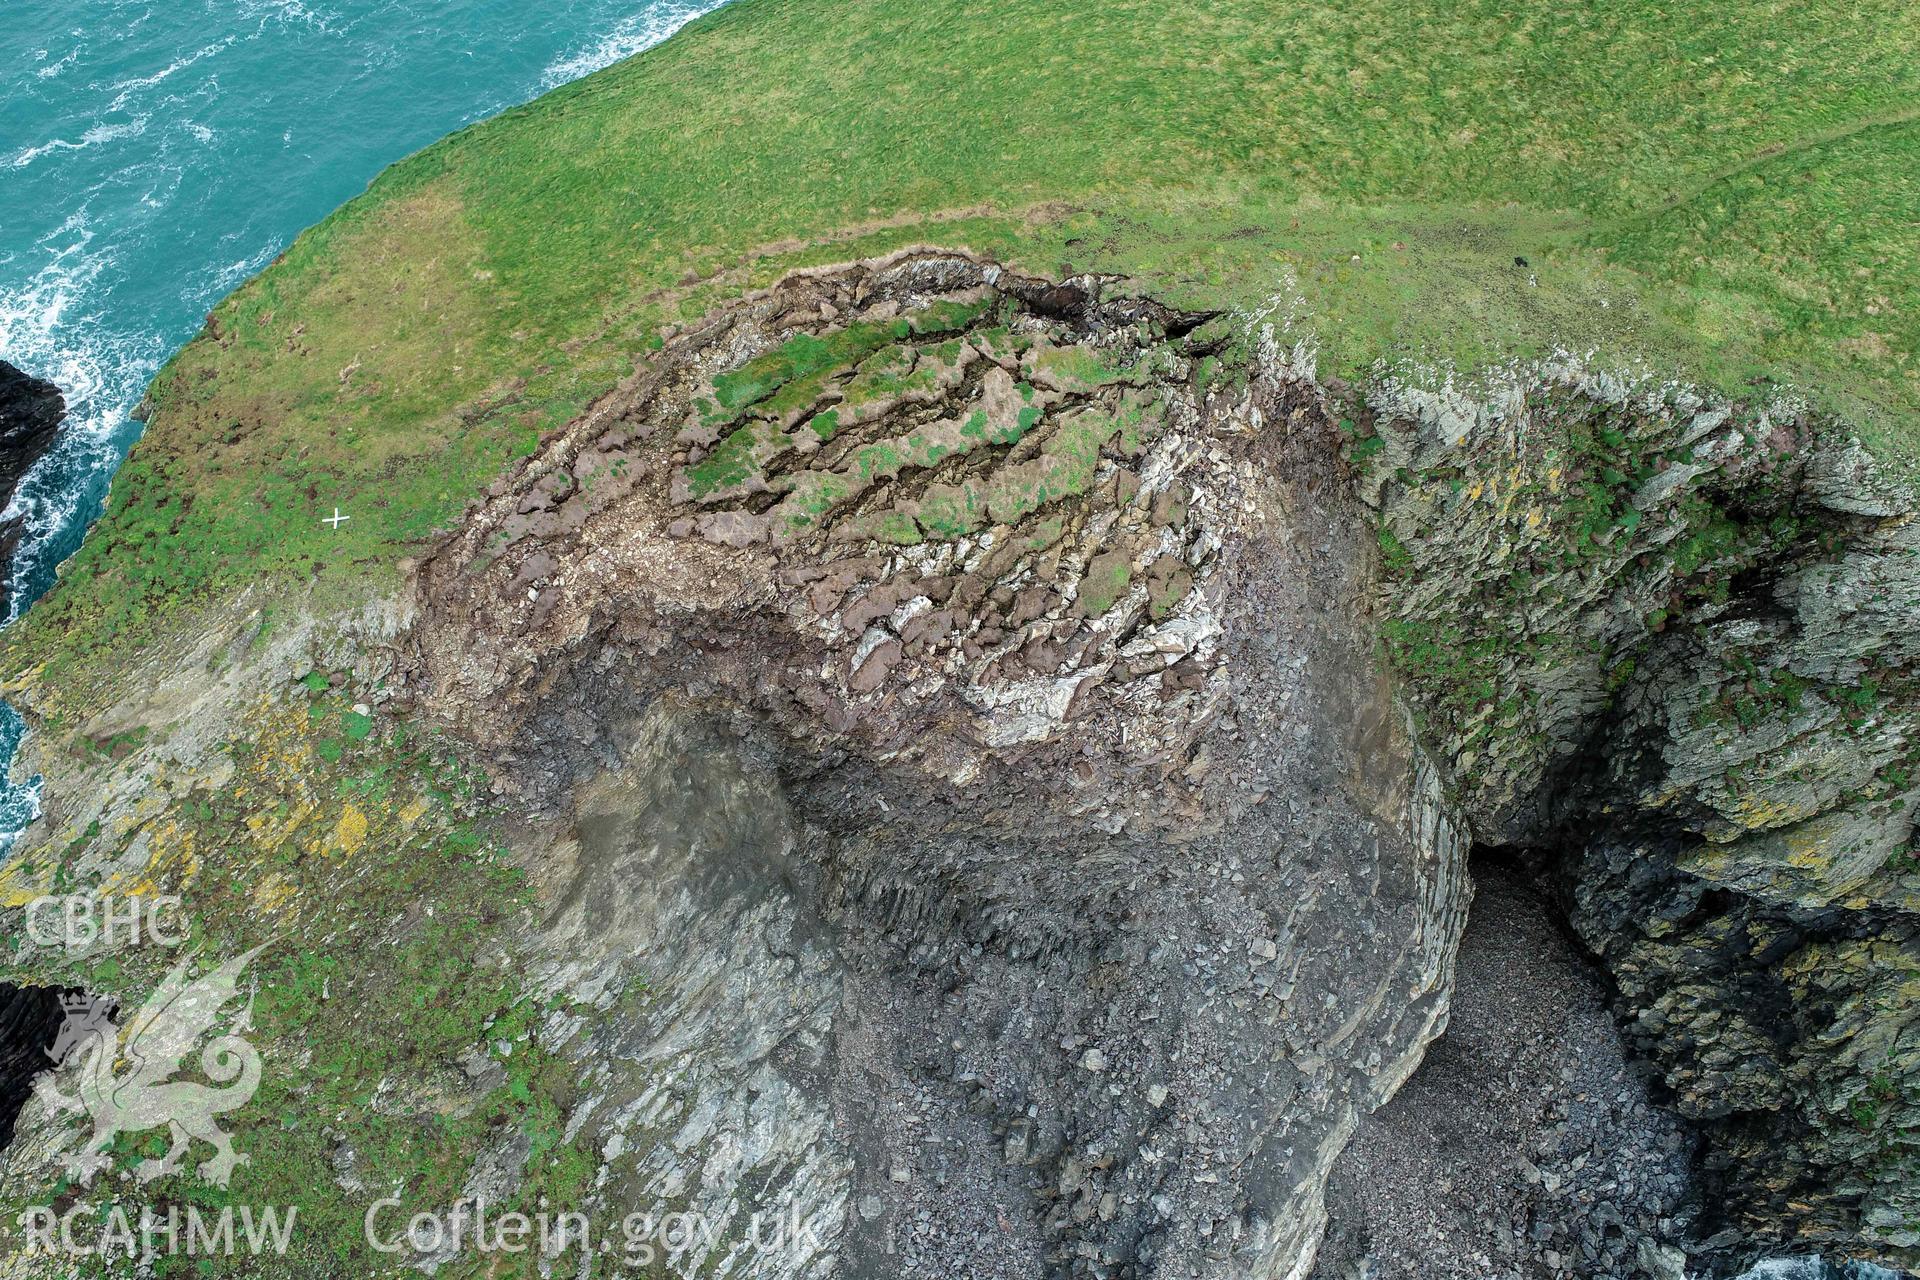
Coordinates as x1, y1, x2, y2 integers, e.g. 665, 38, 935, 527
0, 0, 726, 838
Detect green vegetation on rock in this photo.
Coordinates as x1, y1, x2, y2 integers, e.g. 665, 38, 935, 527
11, 0, 1920, 709
1, 681, 605, 1278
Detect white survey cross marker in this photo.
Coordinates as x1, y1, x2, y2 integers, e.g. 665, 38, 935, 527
322, 508, 350, 530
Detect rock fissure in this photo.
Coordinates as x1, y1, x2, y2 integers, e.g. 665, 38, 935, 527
0, 985, 68, 1154
1363, 358, 1920, 1269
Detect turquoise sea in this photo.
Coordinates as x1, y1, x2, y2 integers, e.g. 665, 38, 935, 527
0, 0, 725, 836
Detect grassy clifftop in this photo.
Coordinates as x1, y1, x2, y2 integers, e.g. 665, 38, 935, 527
5, 6, 1919, 1272
9, 0, 1920, 709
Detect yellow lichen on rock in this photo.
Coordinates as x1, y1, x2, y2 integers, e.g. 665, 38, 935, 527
329, 803, 370, 858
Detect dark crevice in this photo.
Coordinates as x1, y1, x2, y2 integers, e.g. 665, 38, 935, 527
0, 983, 71, 1152
1312, 849, 1702, 1280
1477, 810, 1920, 1276
1470, 842, 1605, 957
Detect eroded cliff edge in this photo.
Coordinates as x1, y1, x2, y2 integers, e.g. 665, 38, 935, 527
402, 250, 1472, 1278
403, 249, 1916, 1272
1, 250, 1913, 1279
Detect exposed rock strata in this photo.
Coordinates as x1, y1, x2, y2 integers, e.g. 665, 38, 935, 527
6, 250, 1908, 1279
1365, 362, 1920, 1269
405, 251, 1474, 1278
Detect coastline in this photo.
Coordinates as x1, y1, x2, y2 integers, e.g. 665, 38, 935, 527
1, 0, 1916, 1275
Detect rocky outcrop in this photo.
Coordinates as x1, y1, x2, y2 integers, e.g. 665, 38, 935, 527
414, 251, 1238, 813
5, 249, 1907, 1279
401, 251, 1475, 1279
399, 263, 1920, 1274
1364, 360, 1920, 1270
0, 362, 63, 615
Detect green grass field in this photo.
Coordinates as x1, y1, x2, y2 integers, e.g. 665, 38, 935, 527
10, 0, 1919, 707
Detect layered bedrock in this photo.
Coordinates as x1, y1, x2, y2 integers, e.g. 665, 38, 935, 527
403, 251, 1471, 1279
1366, 361, 1920, 1269
399, 247, 1918, 1277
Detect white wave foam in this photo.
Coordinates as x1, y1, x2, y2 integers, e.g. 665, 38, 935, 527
35, 47, 80, 80
1, 224, 102, 372
211, 243, 280, 295
0, 413, 152, 624
0, 211, 164, 621
236, 0, 339, 33
538, 1, 723, 90
9, 115, 151, 170
0, 698, 43, 851
106, 38, 235, 111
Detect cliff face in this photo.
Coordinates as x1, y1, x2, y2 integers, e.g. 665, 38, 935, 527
404, 256, 1920, 1274
0, 369, 65, 1147
1312, 859, 1698, 1280
0, 361, 64, 615
400, 251, 1473, 1278
1366, 364, 1920, 1267
1, 253, 1911, 1279
0, 985, 65, 1152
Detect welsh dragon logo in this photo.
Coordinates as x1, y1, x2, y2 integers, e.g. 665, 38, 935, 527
34, 948, 264, 1187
